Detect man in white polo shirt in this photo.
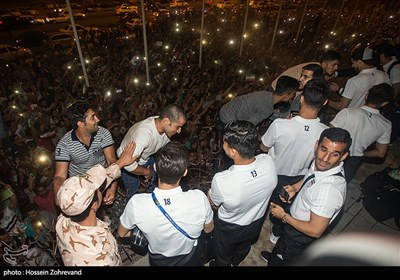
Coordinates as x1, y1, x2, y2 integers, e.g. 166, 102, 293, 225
330, 83, 393, 182
260, 79, 329, 244
329, 47, 390, 110
118, 141, 214, 266
208, 120, 277, 266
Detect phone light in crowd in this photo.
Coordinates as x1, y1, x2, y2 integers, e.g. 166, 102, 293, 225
228, 93, 233, 99
157, 62, 161, 67
12, 105, 16, 109
278, 30, 283, 34
78, 76, 82, 80
243, 33, 247, 39
325, 44, 330, 49
36, 220, 43, 228
229, 40, 235, 45
254, 23, 259, 29
164, 45, 169, 50
37, 151, 50, 166
67, 65, 71, 69
85, 59, 90, 64
216, 28, 220, 32
202, 40, 207, 45
352, 34, 356, 37
146, 82, 150, 86
238, 69, 243, 74
259, 77, 264, 81
14, 90, 19, 94
106, 91, 111, 97
175, 28, 180, 32
19, 113, 24, 117
174, 77, 177, 81
134, 78, 139, 84
214, 60, 218, 64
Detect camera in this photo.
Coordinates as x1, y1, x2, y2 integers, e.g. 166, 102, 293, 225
280, 188, 290, 202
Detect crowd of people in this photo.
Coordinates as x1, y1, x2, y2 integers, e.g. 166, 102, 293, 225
0, 1, 399, 266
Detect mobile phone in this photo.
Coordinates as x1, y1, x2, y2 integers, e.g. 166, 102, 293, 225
280, 188, 290, 202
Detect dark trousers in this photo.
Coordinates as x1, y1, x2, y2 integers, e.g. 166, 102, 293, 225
344, 156, 363, 183
213, 214, 265, 266
268, 224, 315, 266
149, 244, 203, 266
121, 157, 157, 199
270, 175, 304, 237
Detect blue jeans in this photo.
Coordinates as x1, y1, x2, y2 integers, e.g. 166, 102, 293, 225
121, 157, 156, 199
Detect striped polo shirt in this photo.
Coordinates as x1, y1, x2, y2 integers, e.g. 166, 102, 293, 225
55, 126, 114, 176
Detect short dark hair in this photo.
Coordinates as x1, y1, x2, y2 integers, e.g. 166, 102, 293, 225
223, 120, 257, 158
160, 104, 187, 123
302, 63, 324, 79
374, 42, 394, 57
302, 78, 329, 110
321, 50, 342, 62
66, 101, 91, 129
275, 76, 299, 95
318, 127, 352, 154
156, 141, 188, 185
366, 83, 394, 106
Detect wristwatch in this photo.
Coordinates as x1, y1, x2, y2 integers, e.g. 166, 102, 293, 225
282, 213, 289, 224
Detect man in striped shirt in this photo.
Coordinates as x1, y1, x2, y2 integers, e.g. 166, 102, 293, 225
54, 102, 118, 206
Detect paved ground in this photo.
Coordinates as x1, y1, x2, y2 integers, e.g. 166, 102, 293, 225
124, 138, 400, 266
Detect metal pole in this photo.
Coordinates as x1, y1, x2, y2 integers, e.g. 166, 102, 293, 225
269, 0, 283, 53
65, 0, 89, 87
239, 0, 250, 57
333, 0, 346, 32
199, 0, 205, 69
141, 0, 150, 84
295, 0, 308, 44
347, 0, 359, 27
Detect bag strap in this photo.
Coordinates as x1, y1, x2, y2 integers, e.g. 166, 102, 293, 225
151, 192, 195, 240
387, 60, 400, 78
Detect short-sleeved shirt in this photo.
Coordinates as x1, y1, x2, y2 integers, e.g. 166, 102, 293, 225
120, 187, 213, 257
55, 126, 114, 176
261, 116, 328, 176
56, 215, 121, 266
210, 154, 277, 225
219, 91, 274, 126
291, 161, 346, 223
331, 106, 391, 156
117, 116, 170, 172
383, 57, 400, 84
341, 68, 390, 108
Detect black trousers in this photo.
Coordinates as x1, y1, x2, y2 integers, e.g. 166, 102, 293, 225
149, 244, 203, 266
343, 156, 363, 183
268, 224, 315, 266
213, 214, 265, 266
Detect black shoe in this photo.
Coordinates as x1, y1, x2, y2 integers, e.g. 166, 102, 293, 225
260, 251, 271, 263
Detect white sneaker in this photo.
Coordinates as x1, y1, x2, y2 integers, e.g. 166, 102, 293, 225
269, 233, 280, 244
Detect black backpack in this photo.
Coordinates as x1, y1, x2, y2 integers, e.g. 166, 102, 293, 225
360, 168, 400, 227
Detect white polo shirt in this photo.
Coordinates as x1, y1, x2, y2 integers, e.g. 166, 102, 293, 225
261, 116, 328, 176
209, 154, 277, 226
331, 106, 391, 157
341, 68, 390, 108
291, 161, 346, 223
120, 187, 213, 257
117, 116, 170, 172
